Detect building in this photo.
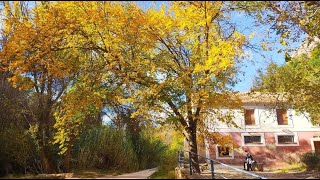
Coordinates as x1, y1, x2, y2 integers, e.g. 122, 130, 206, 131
198, 92, 320, 168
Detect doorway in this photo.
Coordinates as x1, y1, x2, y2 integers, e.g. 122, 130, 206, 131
314, 141, 320, 156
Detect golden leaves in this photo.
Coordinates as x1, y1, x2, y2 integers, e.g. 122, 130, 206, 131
1, 1, 248, 153
7, 75, 33, 90
53, 84, 105, 153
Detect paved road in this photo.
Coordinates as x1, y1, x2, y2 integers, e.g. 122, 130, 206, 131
97, 168, 158, 179
66, 168, 158, 179
187, 163, 320, 179
198, 164, 265, 179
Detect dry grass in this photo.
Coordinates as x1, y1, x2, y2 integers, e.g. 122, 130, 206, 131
274, 163, 306, 173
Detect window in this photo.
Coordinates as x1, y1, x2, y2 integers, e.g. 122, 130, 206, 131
244, 109, 255, 125
275, 133, 299, 146
217, 146, 231, 157
277, 109, 288, 125
278, 135, 295, 144
241, 133, 265, 146
244, 136, 262, 144
215, 145, 234, 159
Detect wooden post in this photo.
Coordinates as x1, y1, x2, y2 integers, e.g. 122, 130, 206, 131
189, 152, 192, 175
178, 151, 181, 167
210, 160, 215, 179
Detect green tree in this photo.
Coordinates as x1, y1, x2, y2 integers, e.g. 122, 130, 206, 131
253, 45, 320, 125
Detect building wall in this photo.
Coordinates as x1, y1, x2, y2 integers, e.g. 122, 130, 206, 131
203, 105, 320, 168
206, 106, 319, 132
206, 132, 319, 167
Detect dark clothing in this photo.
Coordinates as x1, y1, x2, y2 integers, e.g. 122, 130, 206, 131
244, 153, 254, 171
244, 162, 253, 171
245, 153, 253, 161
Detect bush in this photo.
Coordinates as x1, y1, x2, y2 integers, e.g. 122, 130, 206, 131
0, 124, 41, 176
152, 149, 179, 179
73, 125, 174, 173
73, 126, 138, 172
300, 152, 320, 170
130, 132, 168, 170
151, 127, 184, 179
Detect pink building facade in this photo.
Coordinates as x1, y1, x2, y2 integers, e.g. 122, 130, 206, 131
200, 99, 320, 169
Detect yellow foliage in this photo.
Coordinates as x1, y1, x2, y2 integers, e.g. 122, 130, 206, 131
0, 1, 247, 154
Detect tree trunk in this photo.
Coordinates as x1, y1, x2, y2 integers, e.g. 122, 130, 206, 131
38, 99, 56, 174
63, 144, 71, 172
63, 134, 75, 173
188, 121, 200, 173
39, 145, 54, 173
63, 152, 71, 173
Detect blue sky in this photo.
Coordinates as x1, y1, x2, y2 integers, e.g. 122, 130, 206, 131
228, 11, 304, 92
134, 1, 305, 92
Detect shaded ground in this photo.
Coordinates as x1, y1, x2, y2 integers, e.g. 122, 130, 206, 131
92, 168, 158, 179
185, 164, 320, 179
192, 164, 267, 179
65, 168, 158, 179
254, 170, 320, 179
3, 165, 319, 179
1, 168, 158, 179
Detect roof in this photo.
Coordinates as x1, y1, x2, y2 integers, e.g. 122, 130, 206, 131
237, 92, 287, 105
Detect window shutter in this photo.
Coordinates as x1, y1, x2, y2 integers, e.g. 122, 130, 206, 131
245, 110, 250, 125
277, 109, 288, 125
282, 110, 288, 125
276, 109, 283, 125
250, 110, 255, 125
245, 109, 255, 125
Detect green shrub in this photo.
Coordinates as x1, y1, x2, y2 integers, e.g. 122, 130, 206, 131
151, 127, 184, 179
73, 126, 138, 172
300, 152, 320, 170
73, 125, 175, 173
152, 150, 179, 179
0, 124, 41, 176
131, 132, 168, 170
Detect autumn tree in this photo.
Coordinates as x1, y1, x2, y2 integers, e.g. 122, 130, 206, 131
52, 1, 152, 171
1, 1, 150, 172
105, 1, 247, 172
0, 1, 88, 173
56, 1, 247, 172
1, 1, 248, 173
